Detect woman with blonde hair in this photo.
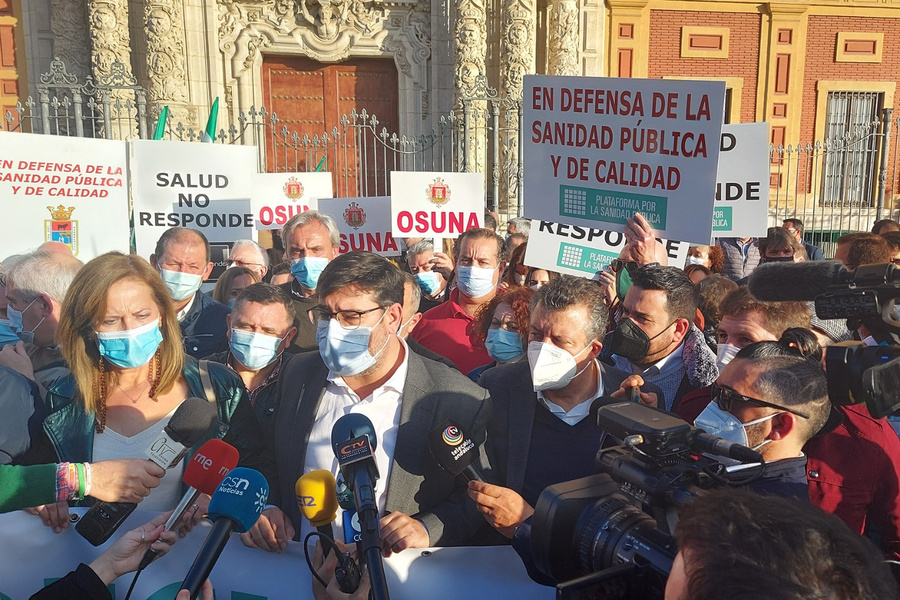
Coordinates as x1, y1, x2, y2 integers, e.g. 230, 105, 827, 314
27, 252, 274, 528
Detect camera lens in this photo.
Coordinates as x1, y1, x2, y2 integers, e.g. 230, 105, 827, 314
576, 493, 658, 573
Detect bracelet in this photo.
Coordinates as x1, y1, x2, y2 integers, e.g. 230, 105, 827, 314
55, 463, 78, 503
74, 463, 86, 501
83, 462, 92, 498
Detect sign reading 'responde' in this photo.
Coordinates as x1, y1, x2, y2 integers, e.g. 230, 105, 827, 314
522, 75, 726, 245
251, 172, 332, 230
712, 122, 770, 239
390, 171, 483, 237
318, 196, 401, 256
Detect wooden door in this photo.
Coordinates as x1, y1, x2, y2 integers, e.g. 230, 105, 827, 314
261, 56, 399, 197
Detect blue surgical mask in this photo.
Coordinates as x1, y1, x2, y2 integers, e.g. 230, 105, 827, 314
291, 257, 330, 290
485, 328, 524, 363
456, 265, 497, 299
230, 328, 283, 370
415, 271, 442, 296
6, 299, 44, 345
0, 319, 20, 347
694, 401, 778, 461
96, 320, 163, 369
227, 298, 236, 309
159, 269, 203, 302
316, 310, 389, 377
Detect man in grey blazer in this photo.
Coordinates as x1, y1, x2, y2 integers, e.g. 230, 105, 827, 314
470, 276, 660, 543
241, 251, 491, 554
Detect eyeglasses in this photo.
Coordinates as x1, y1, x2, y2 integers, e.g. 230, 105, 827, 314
609, 259, 638, 274
0, 273, 5, 287
309, 305, 386, 330
711, 383, 809, 419
226, 259, 263, 269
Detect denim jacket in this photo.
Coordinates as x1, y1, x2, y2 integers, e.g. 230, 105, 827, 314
38, 356, 278, 501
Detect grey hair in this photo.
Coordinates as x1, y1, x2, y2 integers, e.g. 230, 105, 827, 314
231, 239, 270, 268
401, 271, 422, 313
281, 210, 340, 248
531, 275, 608, 342
8, 250, 83, 303
507, 217, 531, 236
406, 239, 434, 261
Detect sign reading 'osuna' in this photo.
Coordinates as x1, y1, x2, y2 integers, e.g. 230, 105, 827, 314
390, 171, 483, 237
523, 75, 726, 245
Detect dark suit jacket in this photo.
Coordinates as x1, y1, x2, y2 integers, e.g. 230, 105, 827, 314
272, 348, 492, 546
479, 360, 662, 492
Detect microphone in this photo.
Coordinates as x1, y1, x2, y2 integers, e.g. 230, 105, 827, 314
427, 420, 485, 483
331, 413, 390, 600
76, 397, 219, 546
296, 470, 339, 540
690, 429, 764, 464
747, 261, 850, 301
179, 467, 269, 599
138, 439, 239, 569
336, 472, 361, 545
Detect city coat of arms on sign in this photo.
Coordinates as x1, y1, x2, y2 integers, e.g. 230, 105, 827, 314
45, 205, 79, 255
283, 176, 305, 201
427, 177, 451, 206
344, 202, 366, 229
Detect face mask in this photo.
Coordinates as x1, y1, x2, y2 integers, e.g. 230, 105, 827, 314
159, 269, 203, 302
0, 320, 20, 347
527, 341, 592, 391
608, 318, 675, 364
456, 265, 498, 299
695, 401, 779, 459
227, 298, 236, 309
686, 256, 706, 266
316, 310, 389, 377
96, 320, 163, 369
764, 256, 794, 263
398, 315, 415, 339
291, 256, 330, 290
715, 343, 740, 374
486, 328, 524, 363
7, 299, 44, 345
530, 284, 542, 291
415, 271, 442, 296
230, 328, 283, 370
615, 268, 633, 302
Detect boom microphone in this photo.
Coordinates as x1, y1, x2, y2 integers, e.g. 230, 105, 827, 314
747, 261, 849, 301
139, 439, 240, 569
428, 420, 485, 483
690, 429, 764, 465
76, 397, 219, 546
179, 467, 269, 600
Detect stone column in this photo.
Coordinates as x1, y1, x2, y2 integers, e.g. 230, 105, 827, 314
88, 1, 134, 84
453, 0, 487, 173
547, 0, 579, 76
50, 0, 91, 80
144, 0, 193, 126
499, 0, 535, 215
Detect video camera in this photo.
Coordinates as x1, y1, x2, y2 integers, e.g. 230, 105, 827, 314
530, 401, 764, 600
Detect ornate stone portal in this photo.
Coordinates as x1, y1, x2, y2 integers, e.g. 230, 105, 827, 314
144, 0, 193, 125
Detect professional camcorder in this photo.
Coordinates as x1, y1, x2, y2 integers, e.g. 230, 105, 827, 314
530, 401, 764, 600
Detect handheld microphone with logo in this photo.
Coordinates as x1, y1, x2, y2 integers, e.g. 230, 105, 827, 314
76, 397, 219, 546
336, 472, 361, 545
690, 429, 764, 465
331, 413, 390, 600
138, 439, 240, 569
428, 420, 485, 483
296, 470, 339, 541
179, 467, 269, 600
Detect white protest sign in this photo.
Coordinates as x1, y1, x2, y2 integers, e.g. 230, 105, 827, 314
524, 219, 689, 279
0, 131, 130, 258
251, 172, 332, 230
523, 75, 726, 245
390, 171, 483, 237
712, 122, 770, 239
319, 196, 401, 256
130, 140, 256, 282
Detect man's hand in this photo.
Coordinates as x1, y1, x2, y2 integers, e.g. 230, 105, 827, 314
26, 501, 70, 533
610, 374, 658, 408
176, 581, 214, 600
467, 481, 534, 538
88, 458, 165, 503
380, 512, 429, 556
240, 506, 295, 553
596, 270, 617, 307
312, 539, 370, 600
88, 512, 176, 584
624, 213, 665, 267
429, 252, 454, 282
0, 341, 35, 381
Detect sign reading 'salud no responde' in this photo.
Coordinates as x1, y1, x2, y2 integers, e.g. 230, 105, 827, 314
523, 75, 726, 245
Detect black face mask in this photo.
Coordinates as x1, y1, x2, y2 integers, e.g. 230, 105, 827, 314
608, 318, 676, 363
763, 256, 794, 263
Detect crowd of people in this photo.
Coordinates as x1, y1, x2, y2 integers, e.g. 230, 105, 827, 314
1, 210, 899, 599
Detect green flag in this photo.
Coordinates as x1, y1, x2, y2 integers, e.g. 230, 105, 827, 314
152, 106, 169, 140
315, 156, 326, 172
201, 98, 219, 143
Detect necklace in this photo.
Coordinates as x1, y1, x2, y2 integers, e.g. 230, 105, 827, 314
117, 382, 150, 404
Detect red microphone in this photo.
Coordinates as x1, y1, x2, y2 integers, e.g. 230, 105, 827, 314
139, 439, 239, 569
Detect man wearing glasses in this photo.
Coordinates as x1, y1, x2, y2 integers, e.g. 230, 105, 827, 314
242, 251, 491, 555
226, 239, 270, 280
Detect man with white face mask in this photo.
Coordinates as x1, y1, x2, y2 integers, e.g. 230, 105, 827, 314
205, 283, 296, 440
411, 228, 506, 373
472, 276, 660, 567
244, 251, 491, 554
149, 227, 230, 358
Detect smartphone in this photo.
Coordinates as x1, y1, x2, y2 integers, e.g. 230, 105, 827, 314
75, 501, 137, 546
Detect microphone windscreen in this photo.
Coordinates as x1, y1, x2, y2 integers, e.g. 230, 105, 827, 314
428, 421, 477, 477
330, 413, 378, 452
183, 439, 240, 495
207, 467, 269, 533
296, 470, 338, 527
748, 261, 847, 302
166, 397, 219, 446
